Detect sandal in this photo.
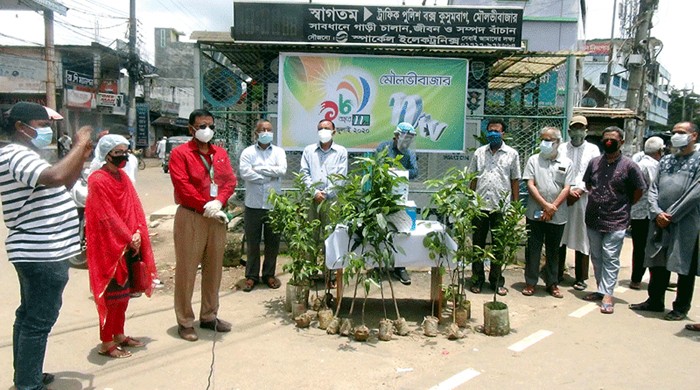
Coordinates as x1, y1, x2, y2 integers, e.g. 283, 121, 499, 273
547, 285, 564, 299
600, 302, 614, 314
573, 281, 587, 291
243, 278, 255, 292
684, 323, 700, 332
664, 310, 687, 321
266, 276, 281, 289
98, 343, 132, 358
496, 286, 508, 296
583, 292, 604, 301
521, 285, 535, 296
117, 336, 144, 348
470, 285, 482, 294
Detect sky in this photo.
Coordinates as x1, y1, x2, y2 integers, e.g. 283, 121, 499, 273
0, 0, 697, 91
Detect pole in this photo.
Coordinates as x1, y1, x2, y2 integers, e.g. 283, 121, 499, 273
623, 0, 656, 155
604, 0, 617, 107
44, 10, 56, 110
127, 0, 137, 144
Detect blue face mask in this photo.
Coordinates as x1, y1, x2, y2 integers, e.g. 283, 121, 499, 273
24, 123, 53, 149
486, 130, 502, 149
257, 131, 273, 145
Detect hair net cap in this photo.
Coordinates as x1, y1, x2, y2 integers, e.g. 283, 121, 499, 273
96, 134, 130, 163
395, 122, 416, 134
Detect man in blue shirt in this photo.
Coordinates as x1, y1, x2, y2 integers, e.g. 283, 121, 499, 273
376, 122, 418, 285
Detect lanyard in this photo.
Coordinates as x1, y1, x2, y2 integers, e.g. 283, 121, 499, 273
199, 154, 215, 181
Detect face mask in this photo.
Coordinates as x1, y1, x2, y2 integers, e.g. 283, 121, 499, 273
486, 130, 502, 149
569, 130, 586, 146
109, 154, 129, 168
539, 140, 555, 158
24, 124, 53, 149
318, 129, 333, 143
396, 133, 414, 153
257, 131, 273, 145
602, 139, 620, 154
195, 127, 214, 143
670, 133, 690, 148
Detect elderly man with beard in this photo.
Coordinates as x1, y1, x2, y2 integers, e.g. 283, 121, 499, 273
582, 126, 646, 314
629, 122, 700, 327
521, 127, 574, 298
558, 115, 601, 290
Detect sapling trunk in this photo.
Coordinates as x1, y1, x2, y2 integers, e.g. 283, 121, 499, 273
347, 270, 361, 317
384, 267, 401, 319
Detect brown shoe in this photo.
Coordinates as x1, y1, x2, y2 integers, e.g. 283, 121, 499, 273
547, 285, 564, 299
178, 325, 198, 341
200, 318, 232, 332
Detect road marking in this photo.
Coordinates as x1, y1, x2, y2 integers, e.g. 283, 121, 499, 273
569, 302, 598, 318
507, 330, 553, 352
429, 368, 481, 390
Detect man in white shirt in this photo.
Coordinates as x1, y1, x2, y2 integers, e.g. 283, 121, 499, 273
239, 120, 287, 292
558, 115, 601, 290
156, 136, 167, 164
468, 118, 521, 296
629, 136, 664, 289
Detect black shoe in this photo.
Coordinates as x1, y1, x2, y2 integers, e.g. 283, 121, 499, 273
629, 300, 665, 312
42, 373, 55, 385
392, 268, 411, 285
200, 318, 232, 332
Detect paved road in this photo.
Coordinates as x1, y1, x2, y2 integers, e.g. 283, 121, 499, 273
1, 163, 698, 390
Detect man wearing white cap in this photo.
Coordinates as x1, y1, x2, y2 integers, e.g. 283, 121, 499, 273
558, 115, 601, 290
376, 122, 418, 285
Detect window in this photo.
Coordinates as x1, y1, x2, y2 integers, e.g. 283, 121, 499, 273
621, 78, 628, 90
613, 75, 621, 87
599, 73, 608, 85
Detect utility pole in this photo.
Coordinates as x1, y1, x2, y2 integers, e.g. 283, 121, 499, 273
44, 10, 56, 110
604, 0, 617, 107
623, 0, 657, 154
127, 0, 137, 144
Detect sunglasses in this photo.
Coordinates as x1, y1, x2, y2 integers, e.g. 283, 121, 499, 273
193, 124, 215, 130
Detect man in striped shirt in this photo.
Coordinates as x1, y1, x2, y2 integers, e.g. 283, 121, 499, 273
1, 102, 93, 390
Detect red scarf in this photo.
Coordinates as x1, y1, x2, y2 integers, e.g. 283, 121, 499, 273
86, 168, 157, 327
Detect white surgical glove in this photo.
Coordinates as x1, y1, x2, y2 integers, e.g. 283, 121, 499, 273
213, 210, 229, 224
203, 199, 222, 218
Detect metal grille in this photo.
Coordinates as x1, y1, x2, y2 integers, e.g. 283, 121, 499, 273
199, 50, 573, 208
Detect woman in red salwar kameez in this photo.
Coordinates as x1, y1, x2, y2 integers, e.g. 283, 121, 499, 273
86, 134, 157, 358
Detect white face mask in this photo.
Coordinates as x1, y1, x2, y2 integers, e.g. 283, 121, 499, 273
671, 133, 690, 148
318, 129, 333, 143
195, 127, 214, 143
539, 140, 555, 158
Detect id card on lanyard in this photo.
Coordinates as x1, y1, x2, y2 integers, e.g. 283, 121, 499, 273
199, 154, 218, 197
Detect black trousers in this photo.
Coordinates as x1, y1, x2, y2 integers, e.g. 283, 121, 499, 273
525, 219, 565, 287
472, 211, 504, 288
558, 246, 590, 282
244, 207, 281, 282
646, 238, 699, 314
630, 218, 651, 283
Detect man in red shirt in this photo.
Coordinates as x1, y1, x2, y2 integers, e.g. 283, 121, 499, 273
169, 109, 237, 341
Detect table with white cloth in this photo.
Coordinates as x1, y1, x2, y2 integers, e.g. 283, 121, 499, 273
325, 220, 457, 313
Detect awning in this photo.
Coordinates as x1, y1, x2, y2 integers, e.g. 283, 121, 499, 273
488, 51, 586, 90
573, 107, 640, 120
191, 31, 582, 91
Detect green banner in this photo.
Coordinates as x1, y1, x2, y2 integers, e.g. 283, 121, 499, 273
278, 53, 468, 152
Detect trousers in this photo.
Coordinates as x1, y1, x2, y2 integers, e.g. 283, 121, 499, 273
174, 206, 226, 328
244, 207, 281, 282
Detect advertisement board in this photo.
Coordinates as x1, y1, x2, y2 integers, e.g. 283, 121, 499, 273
278, 53, 468, 152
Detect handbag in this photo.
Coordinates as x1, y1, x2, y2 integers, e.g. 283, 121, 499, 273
127, 250, 150, 293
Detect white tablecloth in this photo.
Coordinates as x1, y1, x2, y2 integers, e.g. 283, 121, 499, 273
325, 220, 457, 270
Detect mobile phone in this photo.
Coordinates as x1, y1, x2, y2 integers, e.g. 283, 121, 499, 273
534, 210, 543, 219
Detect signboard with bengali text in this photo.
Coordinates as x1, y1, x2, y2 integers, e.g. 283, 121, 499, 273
233, 2, 523, 50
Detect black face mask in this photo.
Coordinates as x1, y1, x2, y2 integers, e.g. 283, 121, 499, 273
602, 139, 620, 154
109, 154, 129, 168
